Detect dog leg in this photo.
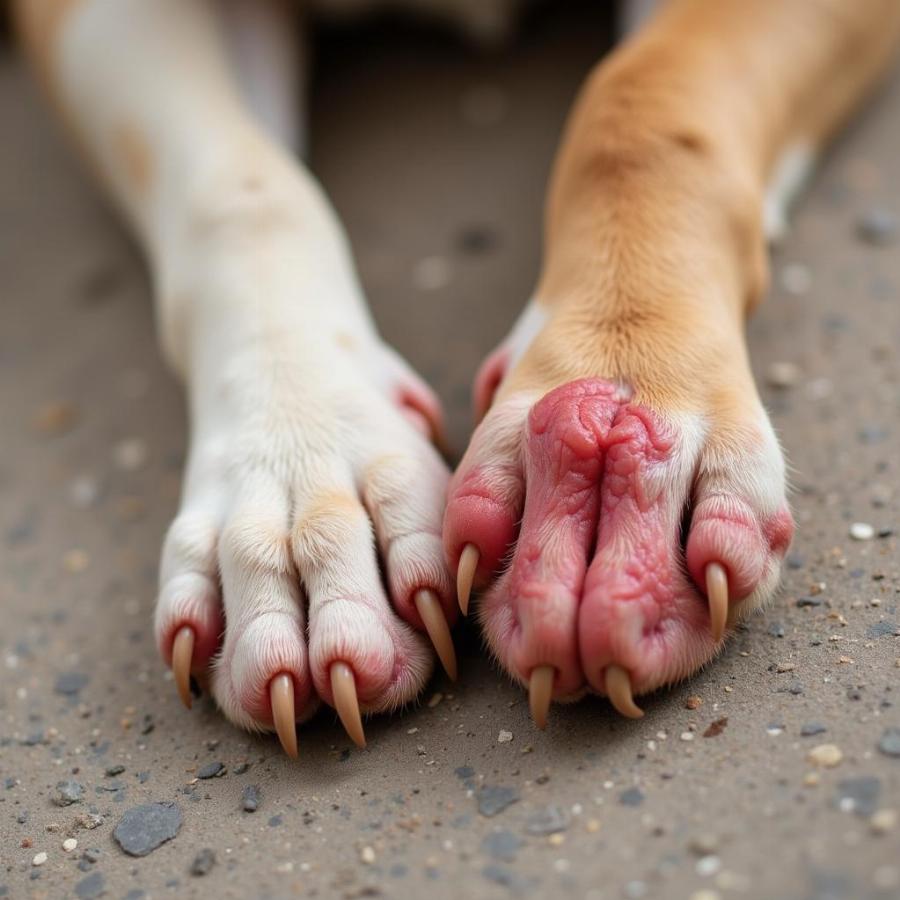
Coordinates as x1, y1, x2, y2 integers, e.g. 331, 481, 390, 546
15, 0, 456, 753
447, 0, 900, 725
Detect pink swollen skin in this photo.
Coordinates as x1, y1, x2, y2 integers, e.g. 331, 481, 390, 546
444, 378, 793, 701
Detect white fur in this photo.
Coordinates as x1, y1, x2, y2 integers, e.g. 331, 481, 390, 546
58, 0, 448, 729
763, 142, 817, 244
504, 298, 550, 370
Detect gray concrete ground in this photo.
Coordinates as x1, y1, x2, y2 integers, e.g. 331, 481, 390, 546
2, 5, 900, 899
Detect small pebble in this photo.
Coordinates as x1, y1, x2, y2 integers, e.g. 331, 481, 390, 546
32, 852, 48, 866
871, 809, 898, 835
361, 846, 376, 864
190, 848, 216, 876
525, 805, 571, 835
807, 744, 843, 768
685, 696, 703, 710
780, 263, 812, 295
63, 838, 78, 852
197, 761, 225, 779
113, 438, 148, 471
477, 785, 520, 818
800, 723, 828, 737
32, 401, 78, 436
849, 522, 875, 541
856, 208, 898, 245
62, 550, 90, 574
53, 780, 85, 806
766, 361, 801, 389
113, 802, 183, 857
878, 727, 900, 758
497, 730, 513, 744
241, 785, 260, 813
695, 855, 721, 877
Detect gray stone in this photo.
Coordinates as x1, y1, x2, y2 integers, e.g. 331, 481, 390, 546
241, 785, 260, 813
197, 761, 224, 779
481, 830, 523, 861
190, 848, 216, 876
834, 776, 881, 816
53, 780, 84, 806
54, 672, 89, 696
477, 785, 520, 817
800, 723, 828, 737
619, 787, 645, 807
856, 208, 898, 245
74, 872, 105, 900
878, 727, 900, 758
867, 621, 899, 639
113, 802, 183, 857
525, 804, 571, 835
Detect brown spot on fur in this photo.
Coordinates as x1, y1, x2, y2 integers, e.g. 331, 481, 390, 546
292, 492, 366, 566
113, 123, 153, 195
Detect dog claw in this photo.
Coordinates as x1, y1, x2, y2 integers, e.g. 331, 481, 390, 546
529, 665, 555, 729
330, 661, 366, 748
269, 673, 298, 759
456, 543, 479, 616
705, 562, 729, 643
605, 665, 644, 719
414, 589, 458, 680
172, 626, 195, 710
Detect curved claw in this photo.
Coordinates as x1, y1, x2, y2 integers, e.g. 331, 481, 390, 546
414, 589, 458, 681
529, 665, 555, 730
456, 543, 480, 616
605, 665, 644, 719
269, 673, 298, 759
171, 626, 195, 710
705, 562, 729, 643
330, 661, 366, 748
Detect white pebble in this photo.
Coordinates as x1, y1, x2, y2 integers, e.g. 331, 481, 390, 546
361, 846, 376, 864
766, 361, 801, 389
780, 263, 812, 295
69, 476, 100, 508
113, 438, 148, 471
807, 743, 843, 768
696, 855, 722, 877
32, 852, 48, 866
62, 838, 77, 852
497, 730, 513, 743
849, 522, 875, 541
680, 732, 695, 742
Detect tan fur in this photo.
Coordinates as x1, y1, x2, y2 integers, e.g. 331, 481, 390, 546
501, 0, 900, 414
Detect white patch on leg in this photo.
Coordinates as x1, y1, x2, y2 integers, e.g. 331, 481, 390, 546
505, 298, 550, 369
763, 142, 817, 245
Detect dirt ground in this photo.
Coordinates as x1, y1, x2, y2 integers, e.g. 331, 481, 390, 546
2, 5, 900, 899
